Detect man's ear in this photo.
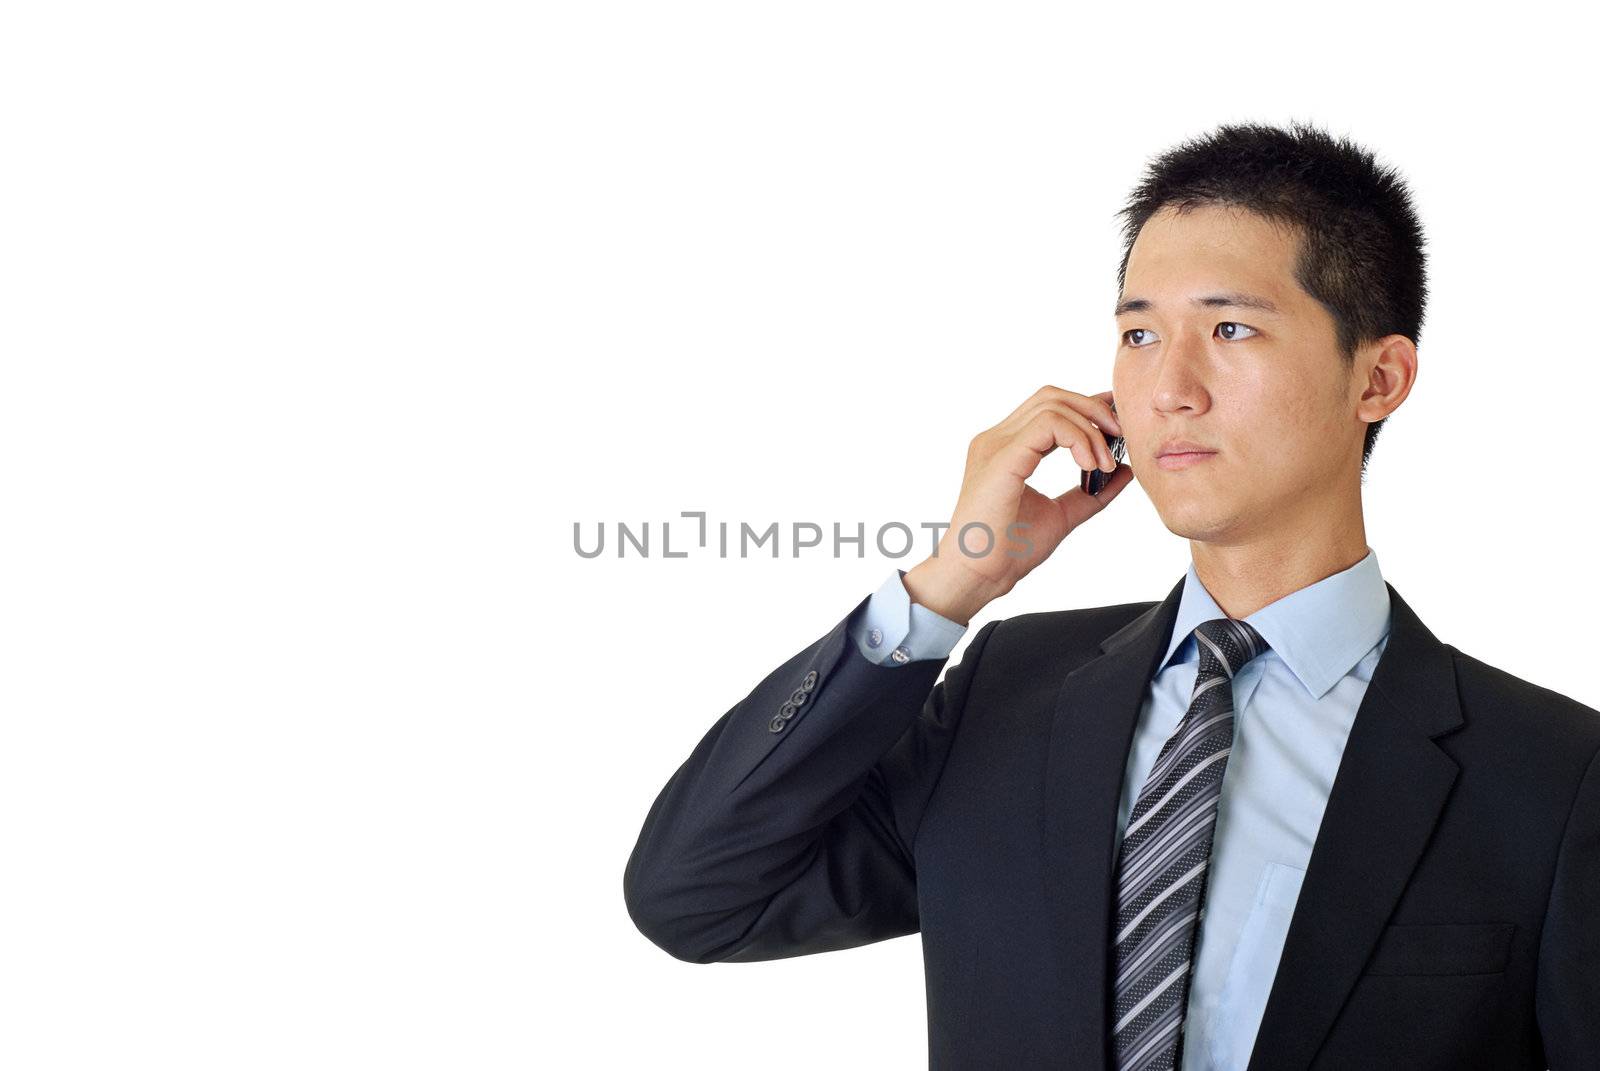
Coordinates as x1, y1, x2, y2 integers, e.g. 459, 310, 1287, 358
1355, 333, 1417, 423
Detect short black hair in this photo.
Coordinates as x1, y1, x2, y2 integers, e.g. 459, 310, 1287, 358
1114, 119, 1427, 476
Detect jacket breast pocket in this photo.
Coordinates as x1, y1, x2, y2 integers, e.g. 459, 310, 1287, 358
1361, 921, 1515, 977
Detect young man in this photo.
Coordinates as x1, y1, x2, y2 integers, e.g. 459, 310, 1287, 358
623, 121, 1600, 1070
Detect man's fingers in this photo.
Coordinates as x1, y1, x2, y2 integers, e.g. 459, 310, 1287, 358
1003, 402, 1114, 470
1087, 389, 1122, 433
1005, 410, 1105, 479
993, 386, 1120, 441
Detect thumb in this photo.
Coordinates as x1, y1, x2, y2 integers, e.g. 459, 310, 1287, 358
1053, 463, 1135, 524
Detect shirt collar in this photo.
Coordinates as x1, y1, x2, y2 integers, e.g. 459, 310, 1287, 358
1156, 547, 1393, 700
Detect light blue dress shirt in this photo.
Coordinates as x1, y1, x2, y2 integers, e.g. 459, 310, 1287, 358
850, 549, 1393, 1069
852, 567, 971, 666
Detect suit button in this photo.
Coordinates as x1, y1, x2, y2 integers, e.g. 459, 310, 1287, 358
867, 628, 883, 648
890, 645, 910, 664
802, 670, 818, 690
769, 715, 787, 732
779, 702, 797, 719
790, 689, 807, 706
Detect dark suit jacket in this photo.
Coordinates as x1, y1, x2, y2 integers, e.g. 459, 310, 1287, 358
623, 577, 1600, 1069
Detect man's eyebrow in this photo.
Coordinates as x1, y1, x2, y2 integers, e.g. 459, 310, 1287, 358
1114, 292, 1283, 317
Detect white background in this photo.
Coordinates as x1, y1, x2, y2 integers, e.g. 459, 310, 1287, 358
3, 2, 1595, 1068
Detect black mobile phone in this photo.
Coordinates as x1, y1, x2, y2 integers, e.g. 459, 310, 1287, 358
1080, 400, 1125, 496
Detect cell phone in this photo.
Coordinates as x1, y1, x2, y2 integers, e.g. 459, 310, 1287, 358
1080, 399, 1126, 496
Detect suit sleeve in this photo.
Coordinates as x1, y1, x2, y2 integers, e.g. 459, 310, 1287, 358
1536, 741, 1600, 1067
622, 589, 1002, 964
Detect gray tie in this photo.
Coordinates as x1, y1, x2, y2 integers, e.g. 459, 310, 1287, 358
1110, 617, 1269, 1071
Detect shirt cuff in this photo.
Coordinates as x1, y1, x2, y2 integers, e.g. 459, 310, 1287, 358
850, 568, 969, 665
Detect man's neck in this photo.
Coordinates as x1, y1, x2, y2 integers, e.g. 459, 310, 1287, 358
1189, 529, 1370, 620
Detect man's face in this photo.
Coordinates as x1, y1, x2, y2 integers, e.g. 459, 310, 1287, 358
1111, 202, 1365, 546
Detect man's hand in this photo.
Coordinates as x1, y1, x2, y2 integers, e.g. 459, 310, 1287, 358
903, 386, 1133, 624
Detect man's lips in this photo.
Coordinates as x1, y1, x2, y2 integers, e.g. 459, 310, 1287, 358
1155, 446, 1217, 471
1156, 439, 1215, 457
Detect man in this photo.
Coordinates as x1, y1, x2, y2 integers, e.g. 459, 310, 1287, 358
622, 121, 1600, 1069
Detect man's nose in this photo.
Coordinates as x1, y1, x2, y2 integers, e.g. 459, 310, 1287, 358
1150, 327, 1211, 414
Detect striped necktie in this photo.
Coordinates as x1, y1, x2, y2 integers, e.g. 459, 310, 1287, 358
1109, 616, 1269, 1071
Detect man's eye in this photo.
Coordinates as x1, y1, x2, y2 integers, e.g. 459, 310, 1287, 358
1217, 322, 1258, 341
1122, 329, 1156, 347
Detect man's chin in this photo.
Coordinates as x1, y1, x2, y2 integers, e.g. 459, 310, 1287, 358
1151, 499, 1242, 543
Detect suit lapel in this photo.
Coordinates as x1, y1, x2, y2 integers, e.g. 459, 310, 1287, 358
1040, 578, 1463, 1070
1042, 575, 1186, 1065
1245, 581, 1463, 1070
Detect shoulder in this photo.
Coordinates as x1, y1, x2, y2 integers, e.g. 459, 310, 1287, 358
1447, 644, 1600, 761
976, 599, 1158, 666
